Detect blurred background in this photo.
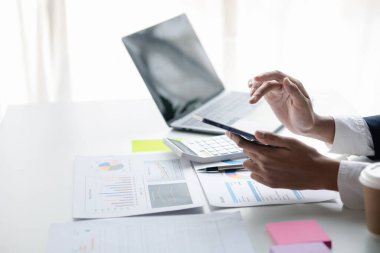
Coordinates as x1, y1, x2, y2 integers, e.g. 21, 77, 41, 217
1, 0, 380, 120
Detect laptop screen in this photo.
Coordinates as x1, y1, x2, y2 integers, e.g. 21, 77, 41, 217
122, 14, 224, 124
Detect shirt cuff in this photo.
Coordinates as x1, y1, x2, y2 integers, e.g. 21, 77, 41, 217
329, 115, 374, 156
337, 160, 369, 209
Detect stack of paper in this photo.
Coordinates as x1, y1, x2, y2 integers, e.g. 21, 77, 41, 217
48, 146, 338, 252
48, 212, 254, 253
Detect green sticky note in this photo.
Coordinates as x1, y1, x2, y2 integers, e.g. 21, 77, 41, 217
131, 139, 171, 152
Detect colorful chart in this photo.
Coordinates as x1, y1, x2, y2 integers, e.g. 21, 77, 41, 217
224, 170, 242, 179
224, 170, 251, 180
98, 161, 124, 171
222, 159, 244, 165
86, 176, 136, 211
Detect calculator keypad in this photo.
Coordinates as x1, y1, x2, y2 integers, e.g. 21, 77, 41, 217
182, 135, 242, 157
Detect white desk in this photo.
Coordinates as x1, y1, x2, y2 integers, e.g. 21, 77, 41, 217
0, 99, 379, 252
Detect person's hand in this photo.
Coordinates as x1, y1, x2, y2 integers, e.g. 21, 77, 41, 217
249, 70, 334, 144
226, 131, 340, 191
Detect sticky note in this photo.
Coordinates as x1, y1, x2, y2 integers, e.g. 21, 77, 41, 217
266, 220, 332, 248
131, 139, 171, 152
270, 242, 331, 253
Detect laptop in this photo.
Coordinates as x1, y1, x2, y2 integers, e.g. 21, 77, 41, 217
122, 14, 282, 134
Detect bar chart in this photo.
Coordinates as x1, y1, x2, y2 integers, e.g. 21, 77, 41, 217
85, 176, 138, 213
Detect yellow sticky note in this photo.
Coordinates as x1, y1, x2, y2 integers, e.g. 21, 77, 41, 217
131, 139, 171, 152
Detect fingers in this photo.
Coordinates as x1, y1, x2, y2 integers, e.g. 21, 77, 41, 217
249, 80, 282, 103
243, 159, 270, 186
249, 80, 262, 95
226, 131, 279, 155
247, 70, 293, 104
253, 70, 297, 84
283, 77, 310, 100
243, 158, 254, 169
248, 79, 254, 88
243, 150, 259, 161
226, 132, 260, 155
243, 158, 260, 174
250, 173, 266, 185
248, 70, 310, 100
255, 131, 295, 148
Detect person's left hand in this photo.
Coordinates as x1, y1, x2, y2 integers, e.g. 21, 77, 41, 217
226, 131, 339, 191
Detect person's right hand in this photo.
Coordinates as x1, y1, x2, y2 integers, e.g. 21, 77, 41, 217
226, 131, 339, 191
249, 70, 334, 144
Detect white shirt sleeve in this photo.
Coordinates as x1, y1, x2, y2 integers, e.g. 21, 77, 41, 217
337, 160, 369, 209
329, 115, 374, 156
329, 115, 375, 209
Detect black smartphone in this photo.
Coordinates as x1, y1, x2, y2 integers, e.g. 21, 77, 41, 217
193, 114, 262, 144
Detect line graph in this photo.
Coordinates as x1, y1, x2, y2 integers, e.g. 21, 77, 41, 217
144, 159, 184, 182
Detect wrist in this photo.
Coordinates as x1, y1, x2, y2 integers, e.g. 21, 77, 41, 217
317, 157, 340, 191
304, 115, 335, 144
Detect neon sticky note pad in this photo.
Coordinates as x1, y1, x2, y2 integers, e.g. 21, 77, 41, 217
270, 242, 331, 253
131, 139, 171, 152
266, 220, 332, 248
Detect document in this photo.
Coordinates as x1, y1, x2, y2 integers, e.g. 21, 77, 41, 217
193, 161, 337, 207
73, 152, 206, 218
47, 212, 254, 253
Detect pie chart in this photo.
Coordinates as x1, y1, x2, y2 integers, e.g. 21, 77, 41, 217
98, 161, 124, 171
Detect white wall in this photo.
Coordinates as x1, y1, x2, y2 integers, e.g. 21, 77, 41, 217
1, 0, 380, 120
65, 0, 224, 102
233, 0, 380, 116
66, 0, 380, 116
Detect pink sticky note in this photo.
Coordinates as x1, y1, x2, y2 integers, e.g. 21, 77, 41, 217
266, 219, 332, 248
270, 242, 331, 253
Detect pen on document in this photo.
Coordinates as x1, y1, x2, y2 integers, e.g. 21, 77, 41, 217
197, 166, 247, 173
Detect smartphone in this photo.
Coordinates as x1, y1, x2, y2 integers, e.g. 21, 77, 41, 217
193, 114, 262, 144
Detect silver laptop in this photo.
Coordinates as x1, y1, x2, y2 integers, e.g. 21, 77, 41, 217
122, 14, 282, 134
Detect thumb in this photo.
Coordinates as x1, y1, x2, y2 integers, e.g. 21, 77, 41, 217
255, 131, 293, 148
283, 77, 307, 103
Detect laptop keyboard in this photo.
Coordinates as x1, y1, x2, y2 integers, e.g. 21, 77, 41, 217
182, 92, 252, 127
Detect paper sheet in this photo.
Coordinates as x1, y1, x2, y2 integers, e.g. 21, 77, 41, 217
73, 152, 206, 218
192, 161, 337, 207
47, 212, 254, 253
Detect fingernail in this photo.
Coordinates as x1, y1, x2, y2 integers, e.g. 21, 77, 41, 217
256, 131, 264, 138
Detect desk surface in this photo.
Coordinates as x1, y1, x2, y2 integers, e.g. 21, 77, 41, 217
0, 99, 379, 253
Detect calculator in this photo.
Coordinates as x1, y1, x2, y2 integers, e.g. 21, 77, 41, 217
163, 135, 246, 163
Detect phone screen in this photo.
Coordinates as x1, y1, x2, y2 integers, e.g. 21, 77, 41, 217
193, 115, 262, 143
